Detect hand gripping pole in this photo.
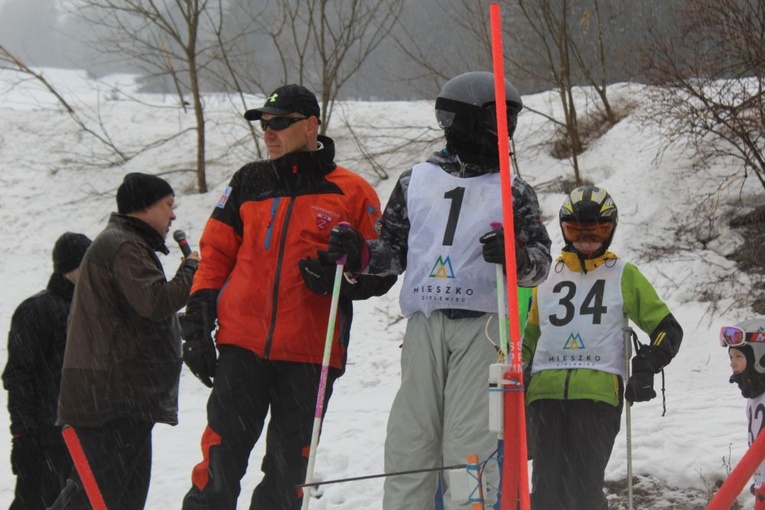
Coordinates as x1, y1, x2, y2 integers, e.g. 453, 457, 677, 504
301, 251, 347, 509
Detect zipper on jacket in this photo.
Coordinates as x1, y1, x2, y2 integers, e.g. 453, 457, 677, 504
263, 196, 296, 358
264, 199, 280, 250
563, 369, 573, 399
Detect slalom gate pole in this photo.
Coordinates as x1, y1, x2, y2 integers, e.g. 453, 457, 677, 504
61, 425, 108, 510
707, 428, 765, 510
622, 328, 634, 510
301, 254, 347, 510
489, 3, 531, 509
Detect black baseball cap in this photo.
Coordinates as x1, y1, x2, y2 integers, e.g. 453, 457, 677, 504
244, 84, 322, 124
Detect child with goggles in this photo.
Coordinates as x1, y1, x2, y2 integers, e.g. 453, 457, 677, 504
723, 319, 765, 509
523, 185, 684, 510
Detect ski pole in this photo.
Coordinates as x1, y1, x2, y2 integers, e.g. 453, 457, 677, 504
61, 425, 108, 510
297, 463, 468, 488
623, 327, 634, 510
301, 252, 347, 510
491, 222, 509, 360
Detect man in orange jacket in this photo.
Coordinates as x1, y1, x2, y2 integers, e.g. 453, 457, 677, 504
181, 84, 396, 510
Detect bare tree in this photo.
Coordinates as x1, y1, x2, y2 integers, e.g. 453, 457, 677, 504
389, 1, 628, 185
234, 0, 405, 134
0, 44, 194, 169
567, 0, 616, 124
641, 0, 765, 192
508, 0, 583, 184
69, 0, 227, 192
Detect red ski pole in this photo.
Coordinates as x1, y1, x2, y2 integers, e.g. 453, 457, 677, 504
62, 425, 108, 510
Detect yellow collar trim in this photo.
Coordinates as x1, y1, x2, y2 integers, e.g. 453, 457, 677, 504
558, 250, 619, 273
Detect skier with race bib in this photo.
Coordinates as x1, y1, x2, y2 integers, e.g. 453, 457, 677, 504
523, 185, 683, 510
324, 71, 552, 509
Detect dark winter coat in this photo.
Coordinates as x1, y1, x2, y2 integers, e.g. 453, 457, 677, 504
57, 213, 197, 427
3, 273, 74, 438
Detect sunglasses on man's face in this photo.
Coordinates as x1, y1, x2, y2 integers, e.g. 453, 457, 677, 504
259, 116, 307, 131
719, 326, 765, 347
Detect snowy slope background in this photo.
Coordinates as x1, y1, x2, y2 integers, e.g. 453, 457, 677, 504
0, 68, 760, 509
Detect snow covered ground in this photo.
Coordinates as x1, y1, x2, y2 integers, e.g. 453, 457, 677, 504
0, 68, 761, 509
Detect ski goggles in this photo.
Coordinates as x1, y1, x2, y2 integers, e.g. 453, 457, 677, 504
561, 221, 614, 243
719, 326, 765, 347
435, 98, 510, 133
259, 116, 307, 132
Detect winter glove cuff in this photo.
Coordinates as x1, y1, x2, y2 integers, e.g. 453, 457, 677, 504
631, 355, 657, 375
182, 289, 218, 338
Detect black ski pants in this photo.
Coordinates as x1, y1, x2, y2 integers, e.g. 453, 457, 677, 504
47, 419, 154, 510
182, 345, 339, 510
9, 431, 71, 510
529, 399, 621, 510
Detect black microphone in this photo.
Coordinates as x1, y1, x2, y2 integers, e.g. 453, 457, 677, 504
173, 230, 192, 257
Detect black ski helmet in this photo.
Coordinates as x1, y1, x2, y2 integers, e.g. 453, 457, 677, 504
435, 71, 523, 167
559, 185, 618, 258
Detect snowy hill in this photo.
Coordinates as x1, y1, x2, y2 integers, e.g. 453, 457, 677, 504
0, 68, 761, 509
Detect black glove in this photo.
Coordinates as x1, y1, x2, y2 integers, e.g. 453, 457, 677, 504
181, 290, 218, 388
625, 356, 656, 403
479, 229, 505, 264
299, 250, 340, 295
327, 224, 368, 274
479, 228, 530, 274
183, 334, 216, 388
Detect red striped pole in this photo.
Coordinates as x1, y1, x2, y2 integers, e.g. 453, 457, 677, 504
62, 425, 108, 510
489, 3, 531, 509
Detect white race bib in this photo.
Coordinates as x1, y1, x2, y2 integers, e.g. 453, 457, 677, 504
532, 260, 627, 376
399, 162, 504, 318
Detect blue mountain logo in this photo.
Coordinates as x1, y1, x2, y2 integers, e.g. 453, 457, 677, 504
429, 255, 455, 279
563, 333, 585, 350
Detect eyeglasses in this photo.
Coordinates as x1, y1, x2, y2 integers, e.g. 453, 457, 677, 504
561, 221, 614, 243
259, 116, 307, 131
720, 326, 765, 347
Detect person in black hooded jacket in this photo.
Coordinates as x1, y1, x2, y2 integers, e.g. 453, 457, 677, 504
2, 231, 91, 510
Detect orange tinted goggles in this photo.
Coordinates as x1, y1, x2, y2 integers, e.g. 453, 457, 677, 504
561, 221, 614, 243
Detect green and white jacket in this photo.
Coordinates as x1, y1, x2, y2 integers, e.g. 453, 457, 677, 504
523, 250, 682, 408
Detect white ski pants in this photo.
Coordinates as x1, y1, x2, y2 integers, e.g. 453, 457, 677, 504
383, 311, 500, 510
